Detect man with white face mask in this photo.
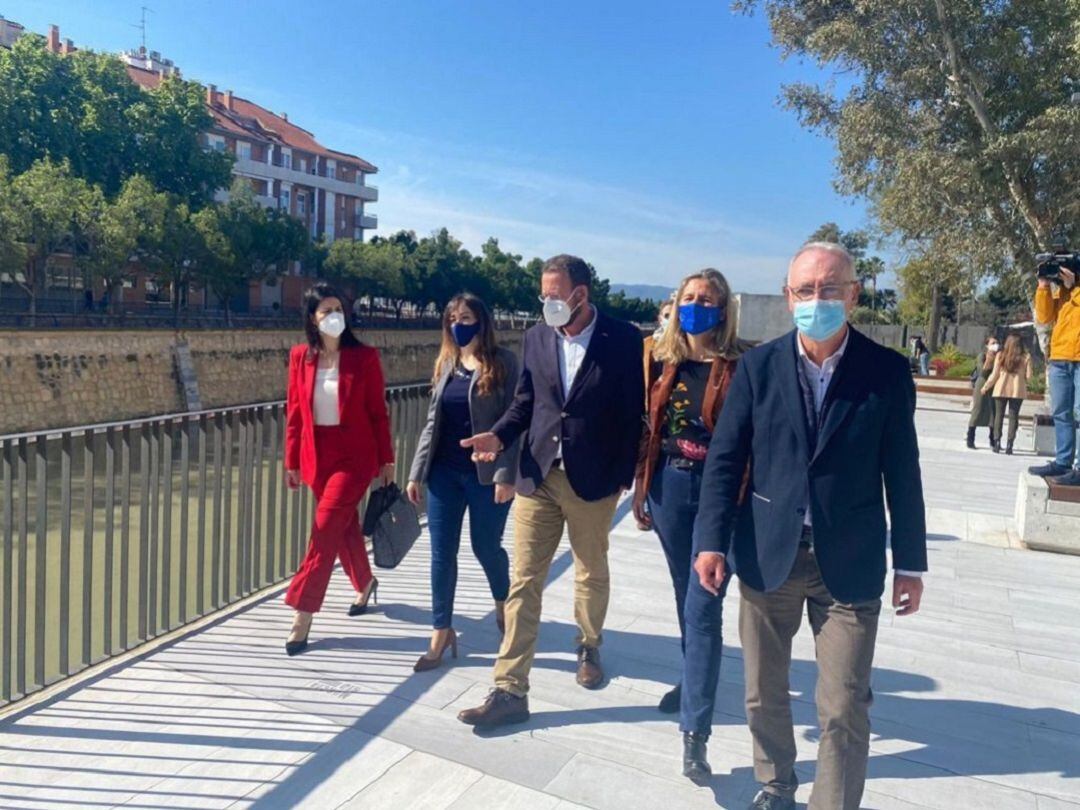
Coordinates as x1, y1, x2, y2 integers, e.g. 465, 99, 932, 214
457, 254, 645, 729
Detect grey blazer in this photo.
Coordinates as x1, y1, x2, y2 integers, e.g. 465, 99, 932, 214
408, 346, 521, 486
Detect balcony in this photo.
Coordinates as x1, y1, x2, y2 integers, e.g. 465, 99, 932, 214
359, 213, 377, 229
232, 157, 378, 201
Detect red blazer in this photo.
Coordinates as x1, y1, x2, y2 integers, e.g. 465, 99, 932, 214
285, 343, 394, 486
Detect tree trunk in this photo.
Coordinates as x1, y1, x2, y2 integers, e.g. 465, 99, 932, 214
929, 283, 943, 353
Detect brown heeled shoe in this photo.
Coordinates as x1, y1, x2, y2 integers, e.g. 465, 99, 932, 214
413, 629, 458, 672
348, 577, 378, 616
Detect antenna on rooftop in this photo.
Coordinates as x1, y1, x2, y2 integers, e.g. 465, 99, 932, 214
131, 6, 153, 51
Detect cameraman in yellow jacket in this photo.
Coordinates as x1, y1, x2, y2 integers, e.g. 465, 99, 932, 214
1030, 265, 1080, 485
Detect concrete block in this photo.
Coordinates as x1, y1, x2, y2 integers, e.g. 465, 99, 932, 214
1015, 472, 1080, 555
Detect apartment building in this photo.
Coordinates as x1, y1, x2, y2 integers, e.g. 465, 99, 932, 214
3, 21, 379, 313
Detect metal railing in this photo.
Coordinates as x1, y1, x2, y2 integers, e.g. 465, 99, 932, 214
0, 383, 430, 707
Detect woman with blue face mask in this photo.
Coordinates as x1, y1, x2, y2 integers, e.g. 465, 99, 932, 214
632, 270, 747, 747
406, 293, 521, 671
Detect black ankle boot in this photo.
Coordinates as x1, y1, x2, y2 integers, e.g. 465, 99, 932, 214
966, 427, 976, 449
682, 732, 711, 783
1006, 441, 1014, 455
992, 438, 1001, 453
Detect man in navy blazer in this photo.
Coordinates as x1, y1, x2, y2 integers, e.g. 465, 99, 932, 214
457, 254, 645, 729
686, 243, 927, 810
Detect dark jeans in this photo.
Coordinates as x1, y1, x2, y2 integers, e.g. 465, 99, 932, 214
681, 559, 732, 734
426, 461, 512, 629
646, 460, 702, 652
991, 397, 1023, 445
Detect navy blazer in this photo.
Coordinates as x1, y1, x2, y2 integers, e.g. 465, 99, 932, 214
692, 327, 927, 603
492, 310, 645, 501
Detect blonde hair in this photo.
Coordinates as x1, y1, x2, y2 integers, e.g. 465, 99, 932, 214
653, 269, 739, 364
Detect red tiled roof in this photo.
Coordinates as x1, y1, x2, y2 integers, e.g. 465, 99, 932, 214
123, 65, 377, 173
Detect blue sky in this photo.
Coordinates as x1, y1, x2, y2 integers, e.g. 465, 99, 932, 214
8, 0, 874, 294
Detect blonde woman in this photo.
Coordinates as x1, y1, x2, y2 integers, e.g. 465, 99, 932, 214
632, 268, 746, 778
982, 333, 1034, 454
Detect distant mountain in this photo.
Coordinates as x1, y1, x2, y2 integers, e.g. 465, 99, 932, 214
609, 283, 673, 303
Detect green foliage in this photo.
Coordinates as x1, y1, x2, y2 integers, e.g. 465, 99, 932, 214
945, 357, 977, 378
740, 0, 1080, 295
0, 36, 231, 206
936, 343, 965, 364
1028, 374, 1047, 395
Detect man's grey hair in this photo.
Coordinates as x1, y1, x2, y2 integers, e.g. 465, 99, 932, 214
788, 241, 857, 282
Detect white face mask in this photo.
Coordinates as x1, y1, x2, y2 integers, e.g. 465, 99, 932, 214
541, 288, 582, 328
988, 342, 1000, 352
318, 311, 346, 338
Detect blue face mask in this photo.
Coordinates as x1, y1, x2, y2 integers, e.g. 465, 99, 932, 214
450, 321, 481, 347
793, 300, 847, 341
678, 303, 723, 336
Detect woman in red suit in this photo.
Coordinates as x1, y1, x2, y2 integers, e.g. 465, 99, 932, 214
283, 283, 395, 655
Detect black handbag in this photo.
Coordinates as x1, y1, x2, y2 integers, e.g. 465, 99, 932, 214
362, 482, 421, 569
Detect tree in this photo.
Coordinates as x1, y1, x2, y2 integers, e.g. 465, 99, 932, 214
8, 159, 97, 322
129, 76, 234, 209
325, 239, 406, 314
741, 0, 1080, 292
0, 34, 231, 206
0, 158, 26, 285
79, 175, 172, 312
412, 228, 476, 314
194, 182, 308, 320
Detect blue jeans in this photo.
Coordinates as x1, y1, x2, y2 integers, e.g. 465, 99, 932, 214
919, 354, 929, 376
681, 555, 732, 734
425, 461, 512, 629
1049, 360, 1080, 470
647, 461, 702, 651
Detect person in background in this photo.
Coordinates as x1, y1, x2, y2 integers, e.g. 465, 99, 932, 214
632, 269, 746, 773
1030, 265, 1080, 486
283, 283, 394, 656
636, 297, 676, 530
406, 293, 520, 672
688, 242, 926, 807
967, 335, 998, 449
982, 333, 1033, 455
643, 299, 675, 386
913, 336, 931, 376
456, 254, 645, 729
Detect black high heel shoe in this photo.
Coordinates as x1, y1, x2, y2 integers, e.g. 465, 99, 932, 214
285, 613, 312, 656
348, 578, 379, 616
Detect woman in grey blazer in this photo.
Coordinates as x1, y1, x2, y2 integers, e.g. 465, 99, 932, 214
406, 293, 520, 672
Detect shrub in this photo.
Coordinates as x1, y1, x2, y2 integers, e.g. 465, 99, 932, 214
929, 358, 954, 375
1029, 374, 1047, 395
946, 357, 977, 378
937, 343, 965, 364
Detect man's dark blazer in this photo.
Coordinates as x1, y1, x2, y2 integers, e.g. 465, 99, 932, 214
491, 309, 645, 501
692, 327, 927, 603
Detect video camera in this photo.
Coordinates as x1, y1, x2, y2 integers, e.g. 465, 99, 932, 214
1036, 235, 1080, 283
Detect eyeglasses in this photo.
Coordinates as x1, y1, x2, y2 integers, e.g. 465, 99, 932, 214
784, 282, 856, 302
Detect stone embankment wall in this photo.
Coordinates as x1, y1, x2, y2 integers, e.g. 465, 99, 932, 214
0, 328, 524, 434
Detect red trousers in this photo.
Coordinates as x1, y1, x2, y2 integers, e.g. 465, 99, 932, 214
285, 426, 374, 613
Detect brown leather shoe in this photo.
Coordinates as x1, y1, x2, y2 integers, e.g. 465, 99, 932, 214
457, 688, 530, 727
576, 645, 604, 689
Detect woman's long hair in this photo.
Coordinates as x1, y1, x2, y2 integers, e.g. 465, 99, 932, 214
303, 282, 361, 360
653, 268, 739, 364
999, 333, 1027, 374
431, 293, 505, 395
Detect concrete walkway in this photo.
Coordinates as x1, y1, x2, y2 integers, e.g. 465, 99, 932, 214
1, 405, 1078, 809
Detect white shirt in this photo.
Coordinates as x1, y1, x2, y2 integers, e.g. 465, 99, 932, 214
313, 367, 340, 426
796, 329, 921, 578
554, 306, 598, 459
